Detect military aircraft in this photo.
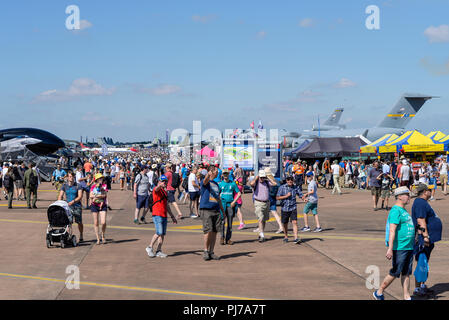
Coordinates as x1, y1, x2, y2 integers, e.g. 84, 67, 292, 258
285, 93, 436, 148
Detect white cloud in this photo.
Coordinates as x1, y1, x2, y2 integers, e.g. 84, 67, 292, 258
33, 78, 115, 103
192, 15, 217, 23
420, 57, 449, 76
333, 78, 357, 88
424, 25, 449, 43
138, 84, 182, 96
256, 31, 267, 39
299, 18, 314, 28
79, 20, 93, 30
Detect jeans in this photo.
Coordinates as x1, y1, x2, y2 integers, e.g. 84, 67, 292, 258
221, 203, 235, 242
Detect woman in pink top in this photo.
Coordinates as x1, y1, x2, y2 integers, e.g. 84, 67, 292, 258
234, 178, 245, 230
90, 173, 108, 244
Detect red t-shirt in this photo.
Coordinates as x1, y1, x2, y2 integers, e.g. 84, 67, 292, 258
152, 188, 168, 217
165, 171, 175, 191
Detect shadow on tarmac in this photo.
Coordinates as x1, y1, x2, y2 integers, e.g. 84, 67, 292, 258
219, 251, 257, 260
169, 250, 204, 257
413, 283, 449, 300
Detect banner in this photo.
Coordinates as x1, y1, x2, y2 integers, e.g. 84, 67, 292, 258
222, 140, 255, 170
258, 142, 281, 179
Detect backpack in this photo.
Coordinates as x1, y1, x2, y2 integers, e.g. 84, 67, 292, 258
171, 172, 180, 189
29, 171, 38, 188
339, 167, 344, 177
4, 175, 13, 190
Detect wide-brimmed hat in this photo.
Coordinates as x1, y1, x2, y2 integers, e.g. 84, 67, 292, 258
264, 167, 274, 177
394, 186, 410, 196
94, 173, 104, 181
259, 170, 267, 178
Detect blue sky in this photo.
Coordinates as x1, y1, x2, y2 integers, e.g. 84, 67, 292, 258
1, 0, 448, 142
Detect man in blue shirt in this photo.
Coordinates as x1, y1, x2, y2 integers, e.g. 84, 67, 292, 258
411, 183, 442, 297
200, 165, 225, 261
276, 176, 304, 244
213, 164, 222, 183
218, 169, 241, 245
52, 164, 67, 193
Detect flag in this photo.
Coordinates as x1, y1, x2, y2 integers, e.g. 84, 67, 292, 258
258, 120, 263, 129
250, 121, 254, 129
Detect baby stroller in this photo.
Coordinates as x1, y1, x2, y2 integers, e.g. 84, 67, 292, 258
46, 200, 77, 248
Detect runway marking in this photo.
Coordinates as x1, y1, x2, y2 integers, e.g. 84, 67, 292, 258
1, 218, 448, 244
0, 272, 260, 300
0, 204, 28, 207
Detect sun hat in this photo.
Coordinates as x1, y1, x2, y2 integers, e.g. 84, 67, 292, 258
264, 167, 274, 177
259, 170, 267, 178
151, 164, 158, 169
394, 186, 410, 197
94, 173, 104, 181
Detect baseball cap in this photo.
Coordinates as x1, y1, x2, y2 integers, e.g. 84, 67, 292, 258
259, 170, 267, 178
222, 169, 230, 174
415, 183, 434, 193
159, 175, 168, 182
306, 172, 314, 177
394, 186, 410, 197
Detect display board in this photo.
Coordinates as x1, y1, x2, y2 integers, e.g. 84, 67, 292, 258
258, 142, 282, 179
222, 140, 255, 170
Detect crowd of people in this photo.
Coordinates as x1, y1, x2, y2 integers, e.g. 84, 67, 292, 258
1, 149, 445, 300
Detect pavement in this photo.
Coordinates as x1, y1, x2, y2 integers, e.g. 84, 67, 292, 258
0, 182, 448, 300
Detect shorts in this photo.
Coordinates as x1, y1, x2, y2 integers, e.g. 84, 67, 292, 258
189, 191, 200, 201
381, 189, 391, 199
281, 209, 298, 224
371, 186, 381, 197
71, 206, 83, 224
234, 203, 242, 209
167, 190, 176, 203
90, 203, 107, 213
440, 174, 448, 186
254, 200, 270, 222
429, 178, 437, 189
303, 202, 318, 215
325, 173, 331, 182
201, 209, 222, 234
14, 180, 24, 189
153, 215, 168, 236
389, 250, 414, 278
136, 195, 150, 209
269, 199, 277, 211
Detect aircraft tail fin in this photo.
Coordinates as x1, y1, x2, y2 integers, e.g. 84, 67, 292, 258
377, 94, 435, 129
323, 108, 344, 126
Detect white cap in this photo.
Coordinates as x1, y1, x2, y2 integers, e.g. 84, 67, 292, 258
394, 186, 410, 196
259, 170, 267, 178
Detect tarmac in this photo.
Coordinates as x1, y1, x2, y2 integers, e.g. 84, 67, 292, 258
0, 182, 448, 300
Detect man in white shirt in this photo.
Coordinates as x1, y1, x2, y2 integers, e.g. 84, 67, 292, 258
382, 161, 390, 175
331, 160, 342, 195
400, 160, 411, 187
188, 166, 200, 218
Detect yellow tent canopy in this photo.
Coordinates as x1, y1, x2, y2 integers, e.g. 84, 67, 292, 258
379, 130, 444, 153
360, 133, 399, 154
426, 131, 446, 142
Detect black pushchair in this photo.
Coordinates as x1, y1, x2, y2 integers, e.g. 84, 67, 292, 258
46, 201, 77, 248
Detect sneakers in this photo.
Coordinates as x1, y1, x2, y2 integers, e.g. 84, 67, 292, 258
294, 238, 301, 244
220, 238, 226, 245
140, 217, 146, 224
275, 228, 284, 234
237, 223, 245, 230
258, 236, 265, 243
430, 197, 435, 201
253, 228, 260, 233
372, 291, 385, 300
312, 227, 323, 233
226, 240, 234, 245
146, 247, 155, 258
209, 252, 220, 260
156, 251, 168, 258
190, 213, 199, 219
299, 226, 310, 232
133, 219, 139, 225
283, 238, 288, 243
203, 251, 211, 261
